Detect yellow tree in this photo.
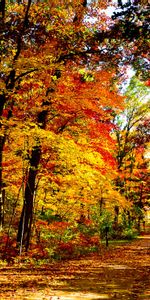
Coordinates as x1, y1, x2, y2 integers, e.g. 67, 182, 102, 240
1, 0, 138, 250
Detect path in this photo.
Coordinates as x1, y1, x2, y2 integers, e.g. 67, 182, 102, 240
0, 235, 150, 300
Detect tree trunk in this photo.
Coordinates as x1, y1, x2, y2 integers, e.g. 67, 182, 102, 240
0, 0, 5, 19
17, 144, 41, 252
0, 93, 6, 229
0, 189, 5, 229
113, 205, 119, 229
17, 108, 49, 252
17, 72, 59, 251
0, 137, 5, 229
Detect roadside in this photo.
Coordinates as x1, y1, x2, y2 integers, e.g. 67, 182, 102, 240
0, 235, 150, 300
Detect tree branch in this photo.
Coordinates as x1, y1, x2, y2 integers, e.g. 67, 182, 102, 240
15, 68, 39, 82
58, 47, 115, 63
14, 0, 32, 61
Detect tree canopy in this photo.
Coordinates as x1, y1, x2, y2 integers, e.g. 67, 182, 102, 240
0, 0, 149, 258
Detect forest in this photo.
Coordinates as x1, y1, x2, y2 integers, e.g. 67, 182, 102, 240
0, 0, 149, 265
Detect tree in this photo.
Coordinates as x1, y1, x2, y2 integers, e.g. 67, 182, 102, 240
5, 67, 123, 251
114, 77, 150, 229
111, 0, 149, 79
0, 0, 149, 250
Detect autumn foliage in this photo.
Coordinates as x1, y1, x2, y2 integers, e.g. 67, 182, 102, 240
0, 0, 149, 262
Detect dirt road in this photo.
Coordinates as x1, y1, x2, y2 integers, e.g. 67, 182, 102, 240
0, 235, 150, 300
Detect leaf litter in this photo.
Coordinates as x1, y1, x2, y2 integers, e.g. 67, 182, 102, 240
0, 235, 150, 300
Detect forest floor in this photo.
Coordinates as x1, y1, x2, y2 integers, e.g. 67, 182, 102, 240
0, 234, 150, 300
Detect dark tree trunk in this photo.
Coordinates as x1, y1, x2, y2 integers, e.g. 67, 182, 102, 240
0, 0, 5, 19
0, 137, 4, 228
17, 144, 41, 251
99, 196, 103, 216
113, 205, 119, 229
0, 94, 6, 228
17, 108, 49, 252
0, 188, 5, 229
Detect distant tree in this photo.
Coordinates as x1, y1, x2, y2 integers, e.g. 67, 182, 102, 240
114, 77, 150, 229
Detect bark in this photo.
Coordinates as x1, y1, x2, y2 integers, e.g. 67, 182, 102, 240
0, 189, 5, 229
17, 104, 49, 251
0, 93, 6, 228
114, 205, 119, 229
0, 136, 5, 228
99, 195, 104, 216
17, 144, 41, 251
0, 0, 5, 19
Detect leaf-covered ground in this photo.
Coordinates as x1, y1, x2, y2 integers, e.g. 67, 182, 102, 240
0, 235, 150, 300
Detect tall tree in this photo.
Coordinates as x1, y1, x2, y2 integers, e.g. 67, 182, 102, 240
0, 0, 149, 247
114, 77, 150, 228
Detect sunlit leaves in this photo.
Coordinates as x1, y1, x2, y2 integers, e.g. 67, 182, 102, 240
114, 77, 150, 215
